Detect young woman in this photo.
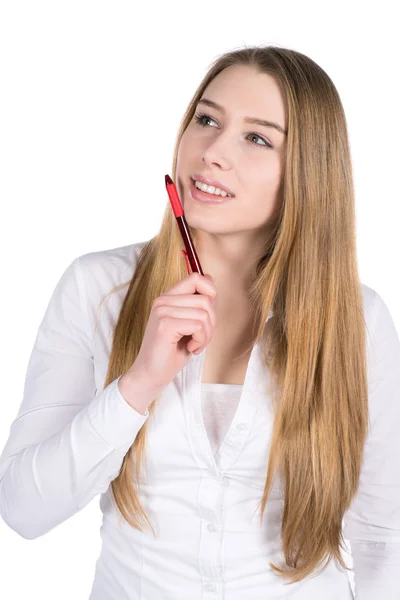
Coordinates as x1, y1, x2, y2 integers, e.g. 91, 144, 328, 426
1, 45, 399, 599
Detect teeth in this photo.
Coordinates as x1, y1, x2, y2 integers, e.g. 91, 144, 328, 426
194, 180, 232, 197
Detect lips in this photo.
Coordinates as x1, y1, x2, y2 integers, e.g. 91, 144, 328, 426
189, 179, 234, 204
191, 175, 235, 197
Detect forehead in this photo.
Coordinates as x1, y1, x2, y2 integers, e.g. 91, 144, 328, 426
201, 65, 287, 129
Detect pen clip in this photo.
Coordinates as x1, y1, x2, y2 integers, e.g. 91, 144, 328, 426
182, 249, 191, 275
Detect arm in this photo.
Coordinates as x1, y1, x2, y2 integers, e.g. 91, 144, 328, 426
343, 290, 400, 599
0, 257, 153, 540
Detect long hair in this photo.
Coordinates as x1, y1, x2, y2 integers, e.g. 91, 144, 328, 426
101, 45, 368, 584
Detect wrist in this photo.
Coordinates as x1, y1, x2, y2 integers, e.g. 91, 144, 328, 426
117, 370, 160, 415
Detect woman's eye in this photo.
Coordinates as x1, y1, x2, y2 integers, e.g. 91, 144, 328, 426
194, 112, 217, 128
247, 134, 272, 148
193, 112, 272, 149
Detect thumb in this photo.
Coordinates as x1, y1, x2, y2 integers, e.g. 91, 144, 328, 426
204, 273, 213, 281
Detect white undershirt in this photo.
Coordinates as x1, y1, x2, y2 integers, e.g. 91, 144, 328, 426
201, 383, 243, 457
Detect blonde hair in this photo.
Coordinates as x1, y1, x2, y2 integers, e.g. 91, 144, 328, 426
102, 45, 368, 585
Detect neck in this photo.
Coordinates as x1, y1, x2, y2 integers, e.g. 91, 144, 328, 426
195, 230, 269, 295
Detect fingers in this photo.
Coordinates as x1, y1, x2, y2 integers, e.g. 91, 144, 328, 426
166, 272, 217, 303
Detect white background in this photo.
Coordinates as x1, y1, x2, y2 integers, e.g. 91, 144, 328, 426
0, 1, 399, 598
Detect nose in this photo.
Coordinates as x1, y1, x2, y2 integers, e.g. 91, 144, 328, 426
201, 138, 232, 170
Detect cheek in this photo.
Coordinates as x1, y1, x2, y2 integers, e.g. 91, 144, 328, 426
240, 172, 282, 223
247, 163, 281, 197
177, 132, 199, 162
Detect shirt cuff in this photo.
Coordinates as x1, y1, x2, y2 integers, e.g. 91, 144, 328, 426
87, 376, 149, 450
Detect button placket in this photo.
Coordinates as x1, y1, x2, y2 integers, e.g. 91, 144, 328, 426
196, 472, 224, 594
181, 318, 274, 599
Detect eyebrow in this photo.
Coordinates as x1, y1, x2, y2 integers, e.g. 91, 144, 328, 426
197, 98, 287, 136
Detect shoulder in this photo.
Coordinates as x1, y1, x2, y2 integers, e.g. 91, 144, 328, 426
72, 239, 151, 315
77, 239, 150, 283
74, 239, 150, 296
360, 282, 399, 361
360, 282, 379, 336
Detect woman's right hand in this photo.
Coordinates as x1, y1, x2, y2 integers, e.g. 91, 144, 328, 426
126, 272, 217, 392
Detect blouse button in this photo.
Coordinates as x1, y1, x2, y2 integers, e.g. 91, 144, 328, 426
207, 523, 216, 532
204, 583, 216, 592
236, 422, 249, 432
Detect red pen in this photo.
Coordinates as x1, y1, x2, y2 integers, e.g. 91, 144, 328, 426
165, 174, 204, 279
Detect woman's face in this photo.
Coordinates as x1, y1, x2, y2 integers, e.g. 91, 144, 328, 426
176, 64, 287, 236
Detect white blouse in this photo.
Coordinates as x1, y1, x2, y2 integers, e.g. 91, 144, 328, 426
0, 239, 399, 600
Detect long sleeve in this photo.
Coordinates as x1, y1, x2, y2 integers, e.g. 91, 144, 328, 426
0, 256, 148, 540
343, 290, 400, 599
